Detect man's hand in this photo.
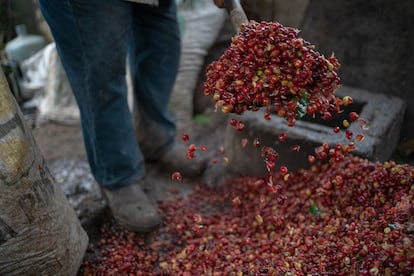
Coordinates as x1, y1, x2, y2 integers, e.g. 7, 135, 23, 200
213, 0, 225, 8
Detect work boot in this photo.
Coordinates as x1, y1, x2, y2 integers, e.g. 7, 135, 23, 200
101, 180, 162, 233
134, 116, 207, 178
158, 142, 207, 178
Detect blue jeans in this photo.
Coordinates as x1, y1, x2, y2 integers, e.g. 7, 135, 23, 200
39, 0, 180, 188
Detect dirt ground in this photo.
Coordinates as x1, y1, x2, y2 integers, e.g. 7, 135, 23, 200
30, 107, 230, 239
31, 107, 229, 166
32, 120, 86, 160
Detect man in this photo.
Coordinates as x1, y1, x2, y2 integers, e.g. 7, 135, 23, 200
39, 0, 225, 232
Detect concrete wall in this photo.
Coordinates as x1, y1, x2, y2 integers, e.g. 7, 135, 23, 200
299, 0, 414, 142
242, 0, 309, 28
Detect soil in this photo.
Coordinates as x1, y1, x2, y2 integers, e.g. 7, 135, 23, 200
32, 120, 86, 160
31, 107, 229, 165
30, 107, 230, 240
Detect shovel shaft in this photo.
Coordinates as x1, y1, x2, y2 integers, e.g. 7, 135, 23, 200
224, 0, 249, 32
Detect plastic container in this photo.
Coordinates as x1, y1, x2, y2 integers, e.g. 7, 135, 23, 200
5, 24, 47, 64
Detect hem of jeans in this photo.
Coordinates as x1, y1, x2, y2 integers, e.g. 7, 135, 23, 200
99, 164, 145, 190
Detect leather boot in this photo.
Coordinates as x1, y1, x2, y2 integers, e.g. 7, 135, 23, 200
101, 180, 162, 232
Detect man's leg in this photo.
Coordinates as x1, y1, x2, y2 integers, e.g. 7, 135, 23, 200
39, 0, 143, 188
38, 0, 161, 232
129, 1, 206, 176
129, 0, 180, 159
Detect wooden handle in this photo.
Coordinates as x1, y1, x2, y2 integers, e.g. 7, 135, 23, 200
224, 0, 249, 32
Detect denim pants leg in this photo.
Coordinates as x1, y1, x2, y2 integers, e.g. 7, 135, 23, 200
39, 0, 181, 188
129, 2, 181, 160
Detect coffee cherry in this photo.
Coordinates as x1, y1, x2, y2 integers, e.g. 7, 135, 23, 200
193, 213, 202, 224
356, 134, 365, 142
255, 214, 264, 225
235, 121, 245, 131
322, 112, 333, 121
343, 119, 350, 128
349, 111, 359, 121
278, 132, 287, 142
188, 144, 196, 152
171, 171, 182, 181
253, 137, 262, 148
182, 133, 190, 142
266, 161, 276, 172
307, 155, 316, 163
232, 196, 242, 206
346, 130, 353, 140
186, 151, 195, 160
342, 96, 353, 106
279, 166, 288, 175
358, 118, 369, 130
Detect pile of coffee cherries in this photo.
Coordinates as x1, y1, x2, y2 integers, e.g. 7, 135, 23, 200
80, 156, 413, 275
204, 20, 341, 126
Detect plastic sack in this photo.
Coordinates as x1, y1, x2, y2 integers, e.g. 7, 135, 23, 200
0, 68, 88, 275
168, 0, 226, 127
20, 43, 81, 125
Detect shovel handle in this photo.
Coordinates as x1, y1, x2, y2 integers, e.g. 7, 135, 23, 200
224, 0, 249, 32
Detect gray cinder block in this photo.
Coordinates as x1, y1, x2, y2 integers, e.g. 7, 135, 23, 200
224, 86, 406, 176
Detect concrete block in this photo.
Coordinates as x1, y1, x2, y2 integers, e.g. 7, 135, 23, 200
224, 86, 406, 176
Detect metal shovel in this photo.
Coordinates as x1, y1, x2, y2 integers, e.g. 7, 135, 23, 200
224, 0, 249, 32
